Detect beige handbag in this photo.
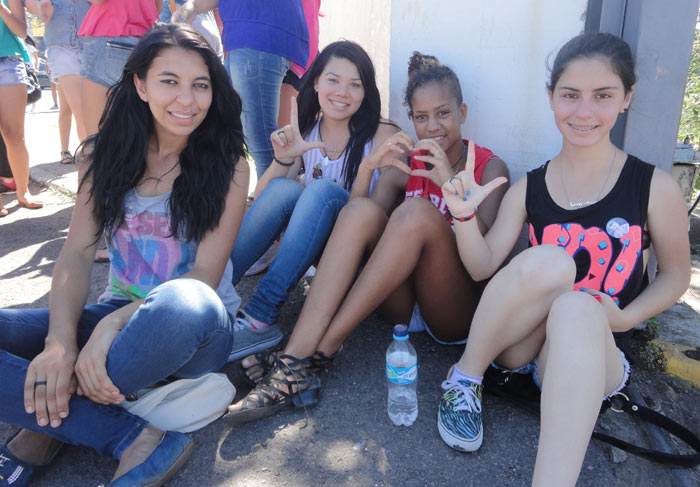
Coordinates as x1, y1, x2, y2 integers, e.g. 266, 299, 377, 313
121, 373, 235, 433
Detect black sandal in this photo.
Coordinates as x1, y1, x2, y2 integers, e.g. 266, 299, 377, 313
226, 354, 321, 425
60, 151, 72, 165
240, 345, 284, 386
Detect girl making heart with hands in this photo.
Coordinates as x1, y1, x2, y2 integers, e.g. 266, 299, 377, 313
229, 51, 509, 423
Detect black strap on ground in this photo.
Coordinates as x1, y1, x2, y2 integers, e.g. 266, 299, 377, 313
593, 393, 700, 467
483, 367, 700, 468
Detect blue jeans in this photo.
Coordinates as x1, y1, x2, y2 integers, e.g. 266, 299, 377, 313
225, 48, 291, 178
231, 178, 349, 324
0, 279, 232, 459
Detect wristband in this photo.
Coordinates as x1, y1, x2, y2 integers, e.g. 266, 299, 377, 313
273, 156, 294, 167
448, 209, 477, 222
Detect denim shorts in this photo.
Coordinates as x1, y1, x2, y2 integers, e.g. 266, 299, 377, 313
493, 349, 631, 400
0, 56, 30, 87
47, 45, 82, 80
81, 35, 140, 88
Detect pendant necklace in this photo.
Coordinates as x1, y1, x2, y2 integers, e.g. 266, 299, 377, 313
559, 147, 616, 208
318, 121, 348, 159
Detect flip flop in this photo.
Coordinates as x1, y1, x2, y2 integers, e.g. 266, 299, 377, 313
60, 151, 73, 165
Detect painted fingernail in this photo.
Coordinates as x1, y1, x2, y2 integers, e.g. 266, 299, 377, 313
462, 197, 467, 201
454, 191, 459, 195
466, 190, 471, 195
580, 287, 587, 291
594, 295, 602, 302
178, 17, 185, 22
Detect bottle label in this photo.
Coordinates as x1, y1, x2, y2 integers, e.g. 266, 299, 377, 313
386, 363, 417, 384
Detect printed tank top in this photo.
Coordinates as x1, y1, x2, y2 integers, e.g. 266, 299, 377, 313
526, 155, 654, 309
98, 189, 241, 315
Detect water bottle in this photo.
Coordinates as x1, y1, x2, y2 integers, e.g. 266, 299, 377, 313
386, 324, 418, 426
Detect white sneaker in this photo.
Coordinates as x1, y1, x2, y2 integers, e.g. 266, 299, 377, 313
244, 242, 279, 276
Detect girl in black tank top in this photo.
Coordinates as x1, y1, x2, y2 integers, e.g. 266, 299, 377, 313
434, 33, 690, 486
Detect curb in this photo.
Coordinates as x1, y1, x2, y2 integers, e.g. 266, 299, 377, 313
653, 338, 700, 388
29, 165, 78, 198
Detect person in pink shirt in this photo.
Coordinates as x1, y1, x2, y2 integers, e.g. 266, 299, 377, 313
79, 0, 162, 135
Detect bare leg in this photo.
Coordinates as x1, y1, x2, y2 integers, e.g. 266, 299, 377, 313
81, 78, 109, 136
0, 84, 40, 206
50, 81, 58, 107
57, 85, 72, 153
284, 197, 390, 358
455, 245, 577, 376
277, 82, 298, 128
316, 198, 480, 355
57, 74, 87, 142
532, 292, 624, 487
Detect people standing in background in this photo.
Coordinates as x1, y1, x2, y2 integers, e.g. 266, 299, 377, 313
277, 0, 320, 128
26, 0, 92, 163
176, 0, 309, 181
0, 0, 44, 214
78, 0, 162, 136
160, 0, 222, 61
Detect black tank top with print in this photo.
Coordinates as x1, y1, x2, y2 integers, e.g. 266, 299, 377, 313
525, 155, 655, 309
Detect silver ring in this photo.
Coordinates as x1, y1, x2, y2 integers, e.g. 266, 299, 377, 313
277, 130, 285, 136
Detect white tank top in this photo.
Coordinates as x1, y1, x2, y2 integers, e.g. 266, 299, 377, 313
301, 119, 380, 193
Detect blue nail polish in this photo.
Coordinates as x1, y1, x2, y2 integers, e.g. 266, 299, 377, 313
580, 287, 587, 291
462, 196, 467, 201
454, 191, 458, 195
466, 190, 471, 195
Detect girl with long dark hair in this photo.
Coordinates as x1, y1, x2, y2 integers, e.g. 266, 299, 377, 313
0, 23, 247, 486
225, 40, 404, 362
437, 33, 690, 486
228, 52, 509, 424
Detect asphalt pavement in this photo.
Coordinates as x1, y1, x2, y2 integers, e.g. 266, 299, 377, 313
2, 91, 700, 486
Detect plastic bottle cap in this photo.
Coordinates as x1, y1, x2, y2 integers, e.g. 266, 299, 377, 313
393, 324, 408, 340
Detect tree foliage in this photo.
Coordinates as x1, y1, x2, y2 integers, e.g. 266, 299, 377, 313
679, 23, 700, 147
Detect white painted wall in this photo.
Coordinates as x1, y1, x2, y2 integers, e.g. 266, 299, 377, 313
317, 1, 589, 180
318, 0, 392, 116
389, 0, 588, 181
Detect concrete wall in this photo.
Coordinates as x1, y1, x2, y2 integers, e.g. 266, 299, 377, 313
318, 0, 392, 116
388, 0, 588, 181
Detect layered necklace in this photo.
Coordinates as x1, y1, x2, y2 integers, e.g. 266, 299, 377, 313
559, 147, 616, 208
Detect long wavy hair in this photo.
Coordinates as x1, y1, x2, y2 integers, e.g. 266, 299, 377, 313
80, 23, 245, 243
296, 40, 381, 190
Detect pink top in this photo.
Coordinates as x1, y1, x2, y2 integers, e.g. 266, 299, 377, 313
78, 0, 158, 38
290, 0, 321, 78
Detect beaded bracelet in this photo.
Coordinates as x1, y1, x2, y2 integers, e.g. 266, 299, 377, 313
273, 157, 294, 167
448, 209, 477, 222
